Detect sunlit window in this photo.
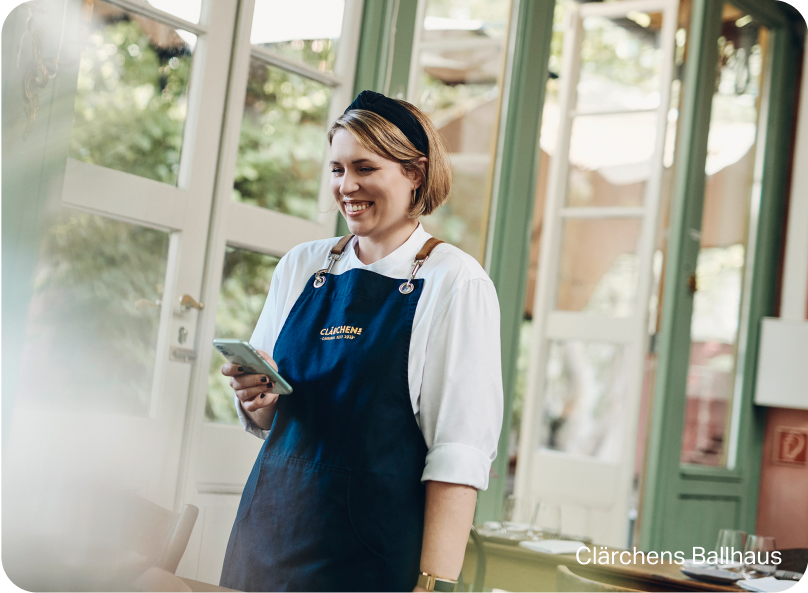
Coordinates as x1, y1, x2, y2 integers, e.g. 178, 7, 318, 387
410, 0, 513, 262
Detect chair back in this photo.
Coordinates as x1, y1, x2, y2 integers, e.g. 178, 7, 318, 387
119, 494, 199, 575
556, 565, 640, 592
778, 548, 808, 574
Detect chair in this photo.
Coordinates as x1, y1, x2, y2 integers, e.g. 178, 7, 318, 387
778, 548, 808, 574
556, 565, 641, 592
118, 494, 200, 575
458, 525, 487, 592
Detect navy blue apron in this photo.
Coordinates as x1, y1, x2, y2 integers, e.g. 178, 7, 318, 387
221, 236, 442, 592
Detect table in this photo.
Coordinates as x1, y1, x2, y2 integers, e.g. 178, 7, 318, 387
462, 539, 742, 592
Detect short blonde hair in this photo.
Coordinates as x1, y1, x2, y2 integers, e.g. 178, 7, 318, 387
327, 100, 452, 218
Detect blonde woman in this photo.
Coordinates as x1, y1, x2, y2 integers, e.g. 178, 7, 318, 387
220, 91, 503, 592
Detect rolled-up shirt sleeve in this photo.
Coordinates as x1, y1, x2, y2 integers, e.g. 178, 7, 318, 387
419, 278, 503, 491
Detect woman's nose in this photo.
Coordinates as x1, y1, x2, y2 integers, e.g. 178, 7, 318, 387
340, 172, 360, 195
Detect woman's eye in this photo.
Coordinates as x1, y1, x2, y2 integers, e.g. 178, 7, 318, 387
331, 168, 343, 174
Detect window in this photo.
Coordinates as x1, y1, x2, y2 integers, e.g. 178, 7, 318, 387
408, 0, 513, 262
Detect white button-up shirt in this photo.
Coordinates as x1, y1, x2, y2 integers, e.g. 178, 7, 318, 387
237, 223, 503, 491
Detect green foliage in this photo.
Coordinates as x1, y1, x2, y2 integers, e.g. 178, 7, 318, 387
259, 39, 337, 73
70, 17, 193, 185
206, 248, 280, 424
27, 209, 169, 414
580, 17, 661, 92
232, 62, 332, 221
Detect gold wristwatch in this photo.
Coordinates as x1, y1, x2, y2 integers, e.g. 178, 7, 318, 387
416, 571, 457, 592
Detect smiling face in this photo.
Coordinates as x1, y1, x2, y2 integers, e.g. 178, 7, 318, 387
329, 129, 420, 242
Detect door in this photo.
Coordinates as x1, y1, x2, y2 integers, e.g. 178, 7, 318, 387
514, 0, 679, 548
171, 0, 361, 583
5, 0, 361, 585
639, 0, 801, 552
8, 0, 237, 513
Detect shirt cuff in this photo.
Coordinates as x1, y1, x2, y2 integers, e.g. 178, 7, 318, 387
234, 394, 270, 440
421, 442, 493, 491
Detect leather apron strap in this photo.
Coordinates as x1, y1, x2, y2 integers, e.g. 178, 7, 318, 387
313, 234, 355, 288
399, 238, 444, 294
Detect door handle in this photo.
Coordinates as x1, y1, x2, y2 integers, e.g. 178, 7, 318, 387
179, 294, 204, 312
135, 298, 161, 310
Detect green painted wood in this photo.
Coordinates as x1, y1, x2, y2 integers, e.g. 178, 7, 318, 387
669, 495, 741, 553
639, 0, 724, 552
640, 0, 803, 552
336, 0, 420, 237
733, 20, 802, 533
728, 0, 790, 28
474, 0, 556, 523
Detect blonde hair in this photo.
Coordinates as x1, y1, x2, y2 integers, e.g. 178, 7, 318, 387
327, 100, 452, 218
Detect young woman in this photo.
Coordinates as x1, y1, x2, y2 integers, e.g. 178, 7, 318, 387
220, 91, 503, 592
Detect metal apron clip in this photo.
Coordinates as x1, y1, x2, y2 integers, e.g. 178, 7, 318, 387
313, 253, 340, 288
313, 234, 355, 288
399, 258, 427, 294
399, 237, 445, 294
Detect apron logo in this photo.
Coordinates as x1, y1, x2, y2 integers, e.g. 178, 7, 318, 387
320, 325, 363, 341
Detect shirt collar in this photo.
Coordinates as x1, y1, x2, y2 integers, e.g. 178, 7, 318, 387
346, 223, 432, 274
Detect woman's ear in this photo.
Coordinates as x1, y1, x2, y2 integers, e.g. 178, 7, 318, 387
408, 157, 429, 190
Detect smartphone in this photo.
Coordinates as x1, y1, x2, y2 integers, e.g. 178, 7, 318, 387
212, 339, 293, 395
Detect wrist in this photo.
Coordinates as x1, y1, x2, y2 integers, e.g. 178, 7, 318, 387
416, 571, 457, 592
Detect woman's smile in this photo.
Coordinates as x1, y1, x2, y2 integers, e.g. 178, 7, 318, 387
344, 200, 374, 215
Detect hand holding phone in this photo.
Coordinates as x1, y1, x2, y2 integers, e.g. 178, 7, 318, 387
214, 339, 293, 395
216, 340, 290, 429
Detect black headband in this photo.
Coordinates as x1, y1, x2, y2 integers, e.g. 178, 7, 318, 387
344, 90, 429, 156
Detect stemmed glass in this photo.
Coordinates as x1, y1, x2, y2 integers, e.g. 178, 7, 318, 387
743, 535, 777, 578
715, 529, 746, 569
530, 501, 561, 540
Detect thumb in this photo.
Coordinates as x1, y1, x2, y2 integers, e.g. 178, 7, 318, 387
256, 349, 278, 371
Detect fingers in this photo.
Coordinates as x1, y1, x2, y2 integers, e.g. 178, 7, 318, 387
234, 384, 274, 403
240, 390, 279, 412
229, 374, 275, 392
221, 362, 246, 377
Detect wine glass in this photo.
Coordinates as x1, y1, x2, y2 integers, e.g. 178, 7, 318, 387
537, 502, 561, 539
502, 496, 533, 538
744, 535, 777, 577
715, 529, 746, 569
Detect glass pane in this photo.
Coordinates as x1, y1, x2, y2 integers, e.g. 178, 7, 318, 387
421, 155, 490, 260
567, 112, 657, 207
206, 247, 281, 424
541, 340, 629, 461
20, 208, 169, 414
578, 13, 665, 111
70, 0, 196, 186
145, 0, 202, 24
413, 0, 512, 262
232, 61, 331, 221
424, 0, 511, 38
681, 11, 767, 467
556, 218, 642, 316
250, 0, 344, 73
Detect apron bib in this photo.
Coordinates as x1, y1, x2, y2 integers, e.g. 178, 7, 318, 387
221, 236, 442, 592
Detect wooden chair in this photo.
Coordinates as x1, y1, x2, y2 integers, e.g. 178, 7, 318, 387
556, 565, 641, 592
778, 548, 808, 574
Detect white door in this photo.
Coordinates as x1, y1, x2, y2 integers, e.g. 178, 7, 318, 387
514, 0, 678, 548
9, 0, 237, 513
171, 0, 361, 584
7, 0, 360, 585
